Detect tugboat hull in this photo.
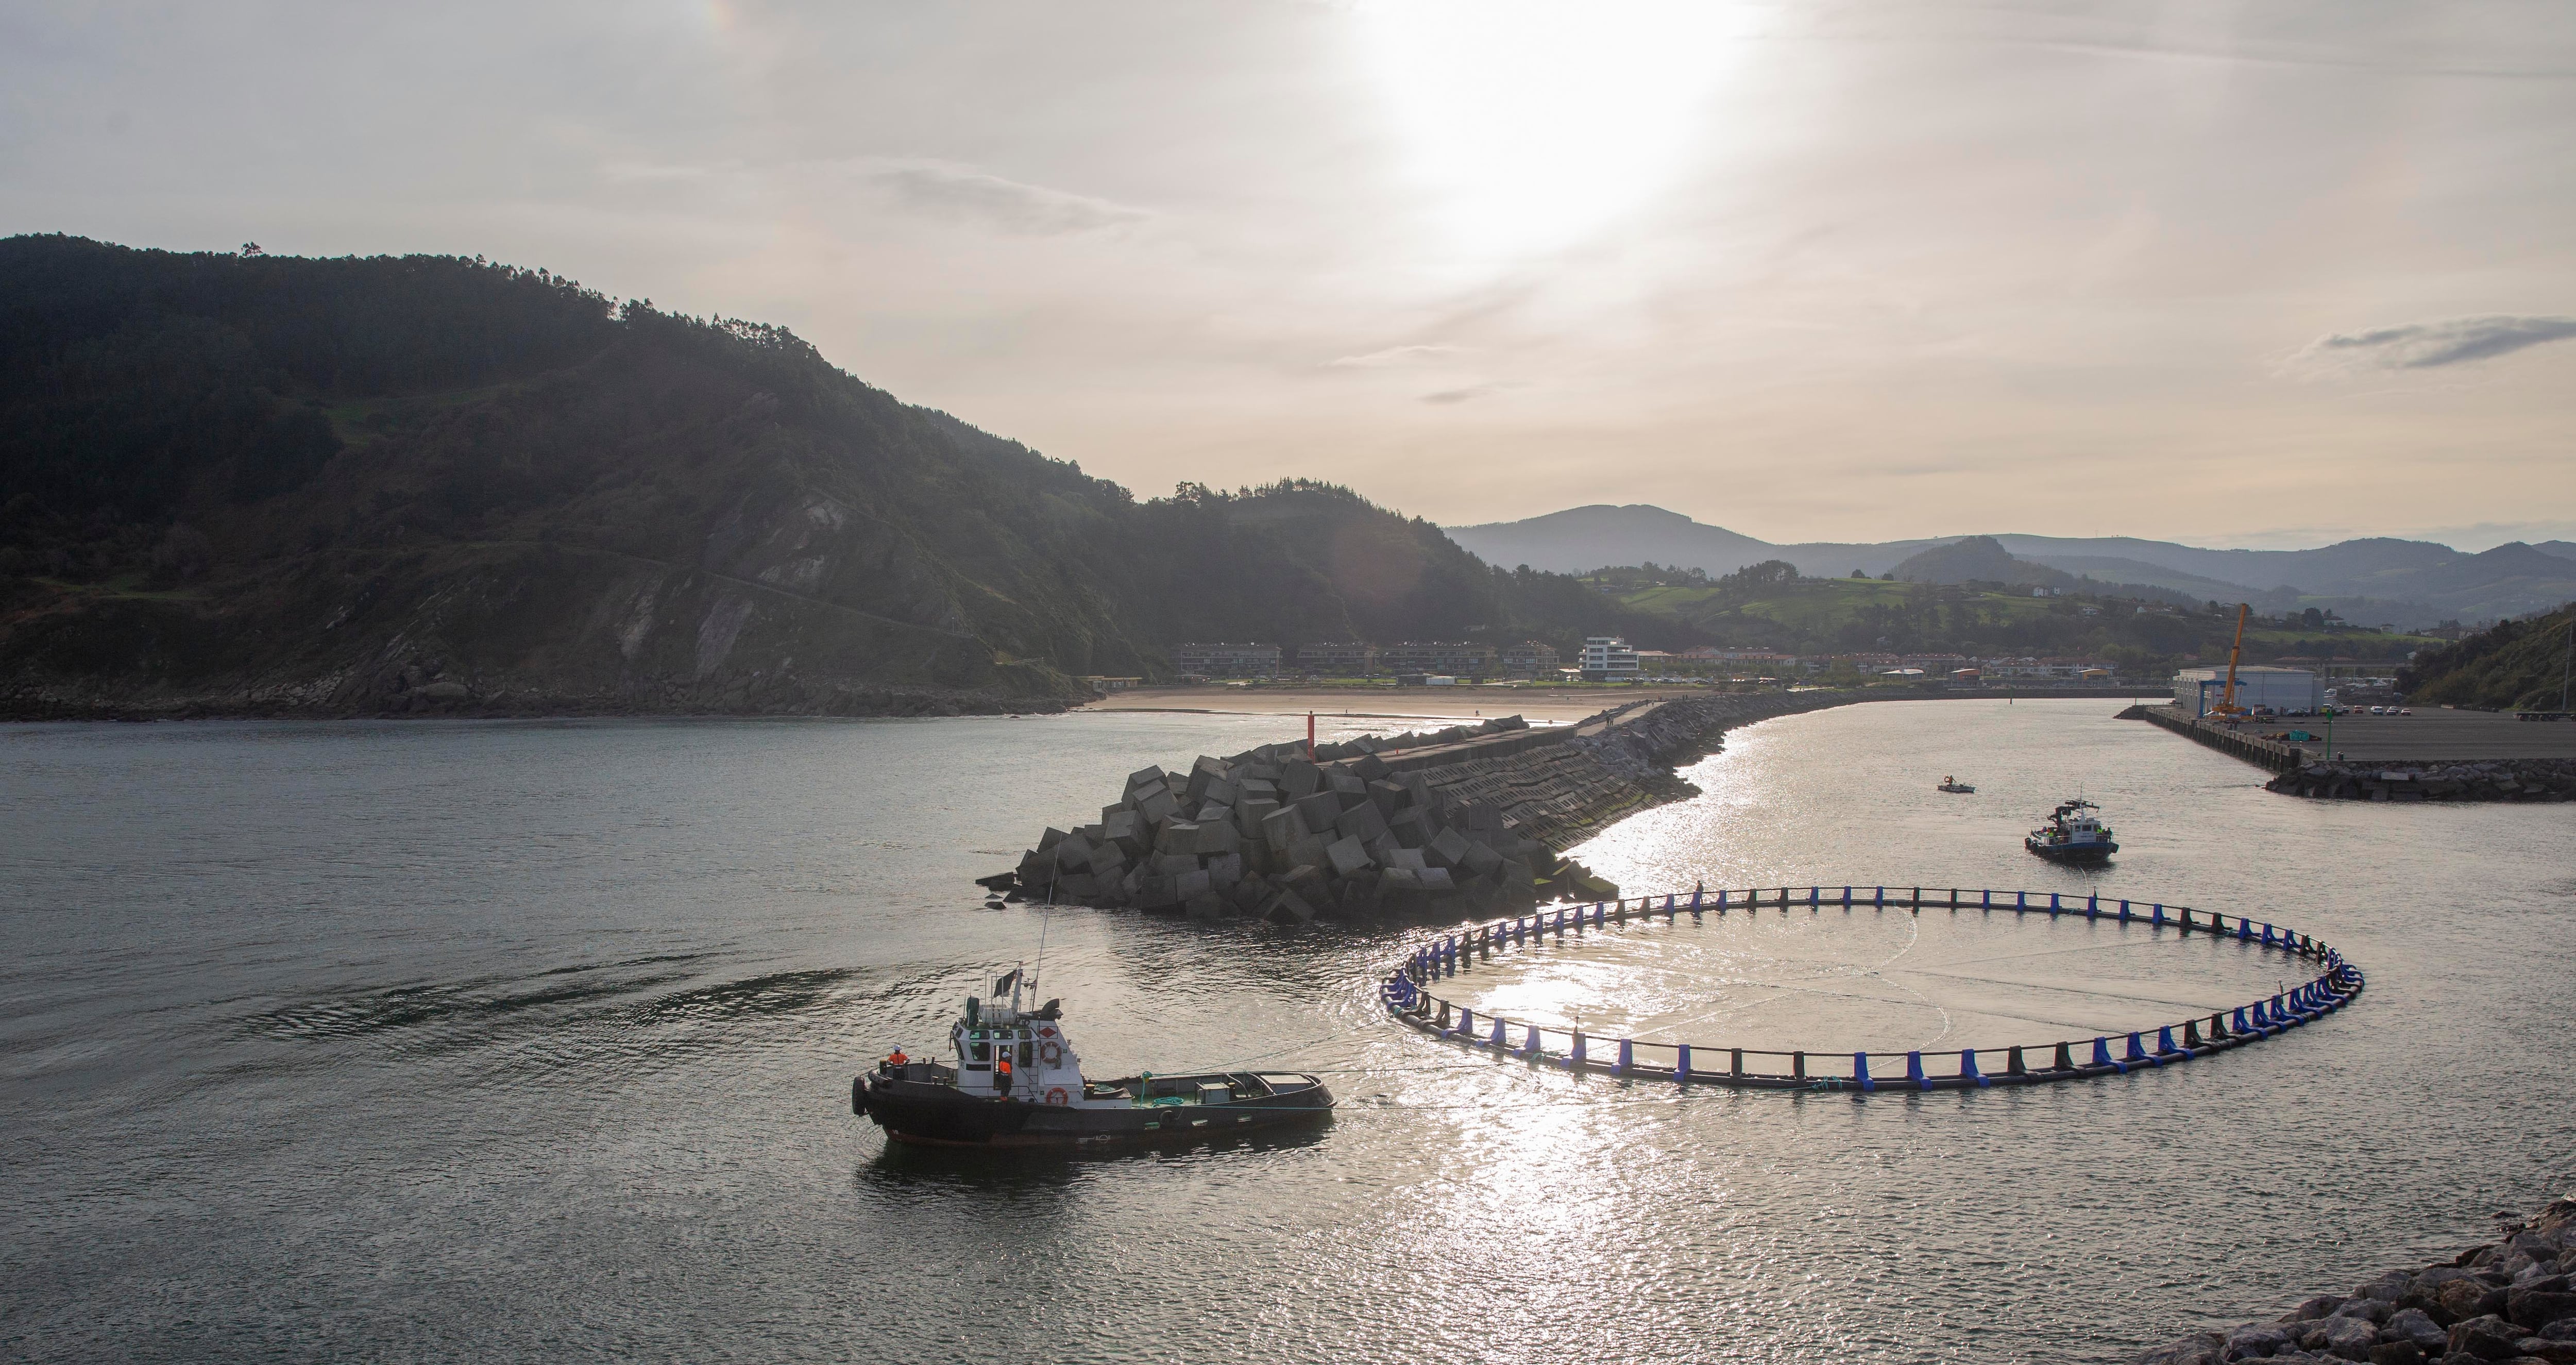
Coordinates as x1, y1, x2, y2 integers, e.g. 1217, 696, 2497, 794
855, 1072, 1333, 1149
2025, 837, 2116, 866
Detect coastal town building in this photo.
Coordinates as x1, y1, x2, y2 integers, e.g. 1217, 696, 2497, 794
1580, 636, 1639, 681
1498, 641, 1560, 678
2176, 665, 2319, 714
1377, 642, 1497, 677
1168, 642, 1282, 678
1294, 642, 1377, 676
1981, 657, 2119, 680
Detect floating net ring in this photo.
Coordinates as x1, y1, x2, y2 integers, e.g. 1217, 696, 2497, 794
1376, 885, 2365, 1092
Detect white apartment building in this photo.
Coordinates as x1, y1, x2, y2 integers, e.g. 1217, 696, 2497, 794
1580, 636, 1640, 682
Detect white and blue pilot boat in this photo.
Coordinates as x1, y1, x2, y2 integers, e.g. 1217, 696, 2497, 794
853, 970, 1333, 1149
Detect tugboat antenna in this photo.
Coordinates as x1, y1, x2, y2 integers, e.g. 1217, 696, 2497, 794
1029, 883, 1055, 1002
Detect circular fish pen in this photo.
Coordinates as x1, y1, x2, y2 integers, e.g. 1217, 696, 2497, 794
1378, 886, 2366, 1091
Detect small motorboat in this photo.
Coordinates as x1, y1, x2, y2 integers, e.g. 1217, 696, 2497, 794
853, 970, 1333, 1148
2025, 798, 2117, 866
1937, 776, 1976, 794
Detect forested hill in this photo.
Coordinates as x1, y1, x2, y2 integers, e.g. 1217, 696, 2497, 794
2398, 604, 2576, 711
0, 235, 1682, 718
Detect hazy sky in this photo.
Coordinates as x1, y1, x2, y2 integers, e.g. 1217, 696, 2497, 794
7, 1, 2572, 548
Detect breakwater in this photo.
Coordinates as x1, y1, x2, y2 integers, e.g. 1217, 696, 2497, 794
2267, 759, 2576, 803
989, 689, 1881, 923
2123, 702, 2308, 772
1379, 886, 2362, 1090
2123, 702, 2576, 802
2134, 1195, 2576, 1364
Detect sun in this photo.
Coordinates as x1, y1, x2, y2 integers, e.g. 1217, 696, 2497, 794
1355, 0, 1751, 261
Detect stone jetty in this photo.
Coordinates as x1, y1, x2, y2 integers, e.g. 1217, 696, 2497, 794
2133, 1195, 2576, 1364
2266, 760, 2576, 803
984, 689, 1874, 925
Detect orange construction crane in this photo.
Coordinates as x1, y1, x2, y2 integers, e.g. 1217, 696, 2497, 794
2209, 604, 2252, 721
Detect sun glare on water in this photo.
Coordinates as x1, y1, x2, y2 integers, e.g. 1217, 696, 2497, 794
1357, 0, 1748, 260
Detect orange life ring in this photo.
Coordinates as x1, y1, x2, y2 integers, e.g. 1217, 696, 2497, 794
1044, 1086, 1070, 1106
1038, 1039, 1063, 1066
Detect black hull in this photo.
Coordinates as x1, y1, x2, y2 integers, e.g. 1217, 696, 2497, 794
855, 1075, 1333, 1149
2026, 838, 2116, 866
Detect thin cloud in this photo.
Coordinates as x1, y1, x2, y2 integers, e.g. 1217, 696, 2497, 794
855, 158, 1148, 236
1326, 344, 1462, 368
2309, 315, 2576, 369
1420, 384, 1503, 405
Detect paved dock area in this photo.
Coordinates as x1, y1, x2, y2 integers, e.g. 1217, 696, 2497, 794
2267, 708, 2576, 762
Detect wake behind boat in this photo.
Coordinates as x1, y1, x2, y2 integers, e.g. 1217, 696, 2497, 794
2025, 797, 2117, 866
853, 970, 1333, 1149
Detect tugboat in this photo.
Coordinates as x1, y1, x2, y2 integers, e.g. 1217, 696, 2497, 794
853, 969, 1334, 1148
1937, 776, 1976, 794
2025, 798, 2117, 866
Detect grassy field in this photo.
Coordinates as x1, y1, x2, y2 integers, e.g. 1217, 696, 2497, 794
1599, 576, 2442, 667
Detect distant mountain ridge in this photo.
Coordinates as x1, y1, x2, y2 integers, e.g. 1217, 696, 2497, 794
1446, 505, 2576, 627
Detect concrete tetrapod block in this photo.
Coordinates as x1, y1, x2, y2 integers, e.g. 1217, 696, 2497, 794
1203, 777, 1236, 808
1126, 766, 1165, 793
1325, 835, 1374, 878
1155, 821, 1199, 856
1281, 864, 1331, 902
1426, 827, 1471, 870
1461, 840, 1504, 876
1207, 853, 1244, 888
1261, 804, 1312, 854
1137, 790, 1179, 827
1386, 808, 1428, 849
1286, 834, 1331, 870
1054, 833, 1094, 869
1197, 820, 1242, 856
1416, 866, 1456, 893
1101, 809, 1144, 856
1336, 800, 1390, 844
1175, 868, 1212, 901
1328, 769, 1367, 799
1279, 760, 1321, 799
1382, 847, 1428, 871
1261, 887, 1316, 924
1235, 798, 1279, 839
1291, 790, 1342, 834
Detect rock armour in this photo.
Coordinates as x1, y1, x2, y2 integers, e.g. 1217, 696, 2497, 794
2133, 1195, 2576, 1365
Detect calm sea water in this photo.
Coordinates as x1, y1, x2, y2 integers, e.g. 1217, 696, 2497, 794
3, 700, 2570, 1364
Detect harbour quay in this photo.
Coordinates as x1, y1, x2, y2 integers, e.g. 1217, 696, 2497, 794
2125, 702, 2576, 802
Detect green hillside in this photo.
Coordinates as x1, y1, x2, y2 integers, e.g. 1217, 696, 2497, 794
1599, 561, 2438, 675
0, 235, 1683, 717
2398, 604, 2576, 710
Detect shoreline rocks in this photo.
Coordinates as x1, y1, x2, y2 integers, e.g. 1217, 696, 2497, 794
2266, 760, 2576, 804
2134, 1195, 2576, 1364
